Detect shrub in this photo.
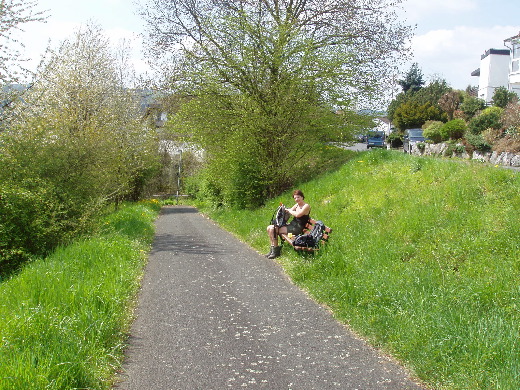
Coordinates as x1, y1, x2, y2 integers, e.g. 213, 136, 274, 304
464, 131, 491, 152
392, 101, 444, 131
468, 106, 503, 135
459, 95, 486, 119
440, 119, 466, 140
443, 141, 466, 156
386, 132, 403, 148
500, 101, 520, 132
492, 86, 518, 108
482, 128, 504, 145
422, 121, 443, 143
0, 179, 77, 274
492, 134, 520, 153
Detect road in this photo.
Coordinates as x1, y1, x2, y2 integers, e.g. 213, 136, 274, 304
114, 206, 425, 390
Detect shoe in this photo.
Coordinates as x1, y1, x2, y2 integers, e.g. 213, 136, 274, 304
267, 246, 282, 259
265, 246, 275, 257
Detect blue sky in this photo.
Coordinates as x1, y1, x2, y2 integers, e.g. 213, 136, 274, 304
16, 0, 520, 91
403, 0, 519, 89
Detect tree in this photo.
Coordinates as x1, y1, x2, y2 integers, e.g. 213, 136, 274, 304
1, 23, 161, 266
413, 78, 451, 107
492, 86, 518, 108
438, 90, 463, 120
140, 0, 412, 206
388, 79, 451, 123
0, 0, 46, 125
459, 95, 486, 120
0, 0, 46, 83
398, 63, 424, 93
388, 79, 451, 130
8, 23, 159, 216
392, 101, 444, 131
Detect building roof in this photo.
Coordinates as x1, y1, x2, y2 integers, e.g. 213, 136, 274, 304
471, 68, 480, 77
481, 48, 510, 60
504, 31, 520, 44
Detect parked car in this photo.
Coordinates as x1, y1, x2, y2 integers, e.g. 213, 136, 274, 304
402, 128, 425, 153
366, 131, 385, 148
355, 133, 367, 143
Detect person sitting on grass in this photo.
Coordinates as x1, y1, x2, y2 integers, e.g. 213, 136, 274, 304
265, 189, 311, 259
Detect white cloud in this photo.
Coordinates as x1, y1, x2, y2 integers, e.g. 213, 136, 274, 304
411, 25, 520, 88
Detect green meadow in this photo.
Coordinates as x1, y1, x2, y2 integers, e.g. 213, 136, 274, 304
1, 150, 518, 389
204, 149, 519, 390
0, 201, 160, 390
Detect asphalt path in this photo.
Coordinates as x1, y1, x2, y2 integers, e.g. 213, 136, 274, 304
114, 206, 425, 390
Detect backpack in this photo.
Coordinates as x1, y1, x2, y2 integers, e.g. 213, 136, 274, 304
293, 221, 325, 248
310, 220, 325, 244
293, 233, 316, 247
270, 204, 288, 227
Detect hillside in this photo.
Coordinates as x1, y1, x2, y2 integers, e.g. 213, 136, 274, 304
204, 149, 520, 390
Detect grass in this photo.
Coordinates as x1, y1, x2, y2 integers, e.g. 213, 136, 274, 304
1, 150, 517, 390
203, 149, 520, 390
0, 200, 160, 390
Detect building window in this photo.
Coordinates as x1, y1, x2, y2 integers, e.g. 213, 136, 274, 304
513, 59, 520, 73
513, 43, 520, 59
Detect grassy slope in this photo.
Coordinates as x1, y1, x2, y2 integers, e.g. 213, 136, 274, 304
0, 201, 160, 390
205, 149, 520, 390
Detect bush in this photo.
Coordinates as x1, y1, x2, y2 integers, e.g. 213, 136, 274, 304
386, 132, 403, 148
422, 121, 444, 143
440, 119, 466, 140
492, 86, 518, 108
392, 101, 444, 131
482, 128, 504, 145
443, 141, 466, 157
501, 101, 520, 132
468, 106, 503, 135
0, 179, 78, 274
459, 95, 486, 119
492, 134, 520, 153
464, 131, 491, 152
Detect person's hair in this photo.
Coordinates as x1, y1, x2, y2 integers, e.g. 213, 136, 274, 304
292, 189, 304, 199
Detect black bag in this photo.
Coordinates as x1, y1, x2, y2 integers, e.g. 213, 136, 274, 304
310, 220, 325, 244
270, 204, 288, 227
293, 220, 325, 248
293, 233, 316, 247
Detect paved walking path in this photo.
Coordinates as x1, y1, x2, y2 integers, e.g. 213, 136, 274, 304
114, 206, 425, 390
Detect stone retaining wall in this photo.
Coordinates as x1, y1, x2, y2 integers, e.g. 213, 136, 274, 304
409, 143, 520, 167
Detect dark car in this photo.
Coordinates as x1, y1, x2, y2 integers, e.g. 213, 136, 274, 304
402, 128, 425, 153
366, 131, 385, 148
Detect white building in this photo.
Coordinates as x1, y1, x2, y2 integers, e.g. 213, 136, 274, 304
504, 32, 520, 94
471, 32, 520, 104
471, 49, 510, 103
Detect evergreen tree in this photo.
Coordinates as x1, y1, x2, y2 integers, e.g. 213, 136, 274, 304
398, 63, 424, 93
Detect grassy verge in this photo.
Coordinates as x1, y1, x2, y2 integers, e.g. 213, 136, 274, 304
203, 149, 520, 390
0, 200, 161, 390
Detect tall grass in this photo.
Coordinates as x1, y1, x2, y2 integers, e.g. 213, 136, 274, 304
205, 149, 520, 390
0, 201, 160, 390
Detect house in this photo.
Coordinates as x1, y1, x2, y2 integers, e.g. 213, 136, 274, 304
471, 32, 520, 104
504, 31, 520, 93
373, 117, 394, 137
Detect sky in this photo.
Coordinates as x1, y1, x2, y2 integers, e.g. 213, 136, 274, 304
13, 0, 520, 91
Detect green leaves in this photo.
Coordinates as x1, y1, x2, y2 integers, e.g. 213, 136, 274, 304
143, 0, 412, 206
1, 23, 160, 269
